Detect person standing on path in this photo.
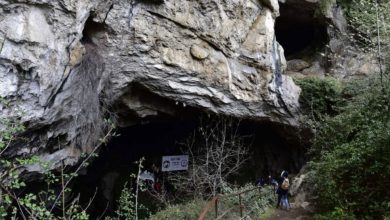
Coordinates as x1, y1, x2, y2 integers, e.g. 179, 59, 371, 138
276, 170, 289, 209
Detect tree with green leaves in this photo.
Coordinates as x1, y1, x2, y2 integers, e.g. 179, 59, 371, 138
311, 77, 389, 219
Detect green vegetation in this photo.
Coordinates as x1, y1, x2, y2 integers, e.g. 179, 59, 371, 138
105, 182, 150, 220
296, 76, 389, 220
149, 199, 208, 220
299, 0, 390, 218
148, 184, 275, 220
309, 78, 390, 219
295, 77, 343, 119
319, 0, 390, 73
220, 184, 275, 218
0, 99, 114, 219
0, 120, 89, 219
343, 0, 390, 50
296, 71, 389, 220
341, 0, 390, 73
106, 158, 150, 220
297, 1, 390, 217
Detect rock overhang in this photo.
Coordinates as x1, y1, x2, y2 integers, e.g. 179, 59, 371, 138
0, 0, 304, 175
101, 0, 301, 123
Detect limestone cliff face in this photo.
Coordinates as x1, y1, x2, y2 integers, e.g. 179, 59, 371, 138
0, 0, 302, 172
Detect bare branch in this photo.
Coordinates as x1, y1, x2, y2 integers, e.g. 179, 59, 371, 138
168, 117, 249, 199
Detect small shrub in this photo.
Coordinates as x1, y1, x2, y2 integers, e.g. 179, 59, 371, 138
105, 183, 149, 220
106, 158, 150, 220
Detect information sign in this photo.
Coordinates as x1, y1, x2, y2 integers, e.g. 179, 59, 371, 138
161, 155, 189, 172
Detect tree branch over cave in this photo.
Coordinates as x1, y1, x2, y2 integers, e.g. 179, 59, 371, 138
168, 117, 249, 199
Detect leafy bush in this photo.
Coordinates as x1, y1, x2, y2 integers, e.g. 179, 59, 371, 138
310, 78, 390, 219
105, 183, 149, 220
294, 77, 343, 119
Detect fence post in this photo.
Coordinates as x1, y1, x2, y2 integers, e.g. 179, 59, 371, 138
239, 194, 243, 217
215, 197, 218, 219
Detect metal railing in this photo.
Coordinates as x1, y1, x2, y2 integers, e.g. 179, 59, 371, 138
197, 186, 262, 220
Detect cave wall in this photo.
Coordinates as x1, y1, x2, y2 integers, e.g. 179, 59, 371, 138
277, 0, 380, 78
0, 0, 301, 174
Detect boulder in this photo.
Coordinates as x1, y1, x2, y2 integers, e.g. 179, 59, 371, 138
287, 59, 310, 72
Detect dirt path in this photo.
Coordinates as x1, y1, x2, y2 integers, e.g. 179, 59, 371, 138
263, 207, 313, 220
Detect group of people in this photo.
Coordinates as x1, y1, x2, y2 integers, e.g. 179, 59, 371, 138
256, 170, 290, 210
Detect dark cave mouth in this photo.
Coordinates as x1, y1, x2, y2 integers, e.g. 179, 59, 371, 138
275, 1, 328, 59
73, 111, 307, 218
70, 79, 307, 218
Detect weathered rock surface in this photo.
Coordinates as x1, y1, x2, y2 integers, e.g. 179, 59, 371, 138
278, 0, 379, 78
0, 0, 302, 173
290, 165, 317, 213
287, 59, 310, 72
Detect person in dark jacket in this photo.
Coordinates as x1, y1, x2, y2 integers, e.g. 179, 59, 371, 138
256, 177, 266, 187
268, 175, 278, 195
276, 170, 289, 208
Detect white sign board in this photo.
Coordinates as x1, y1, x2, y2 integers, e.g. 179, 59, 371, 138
161, 155, 189, 172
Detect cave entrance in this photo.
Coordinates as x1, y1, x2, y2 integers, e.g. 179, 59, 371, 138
72, 86, 306, 218
231, 120, 306, 185
74, 117, 305, 218
275, 1, 328, 59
